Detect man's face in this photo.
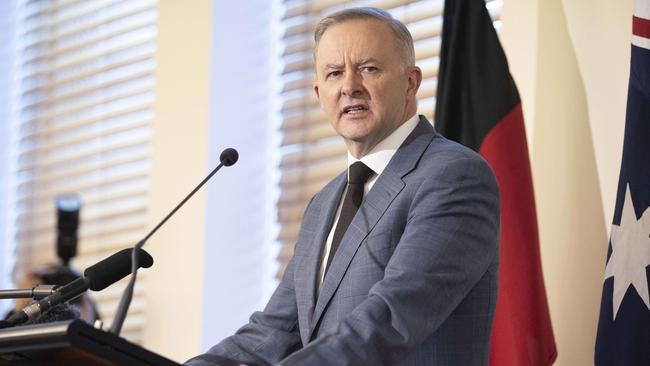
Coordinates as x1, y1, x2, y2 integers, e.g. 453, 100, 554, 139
314, 19, 421, 157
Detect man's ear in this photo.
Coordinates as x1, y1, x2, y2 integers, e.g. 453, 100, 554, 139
313, 81, 320, 100
407, 66, 423, 98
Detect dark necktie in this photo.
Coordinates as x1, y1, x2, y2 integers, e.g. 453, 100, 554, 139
325, 161, 375, 273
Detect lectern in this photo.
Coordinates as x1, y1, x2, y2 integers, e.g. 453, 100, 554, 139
0, 320, 180, 365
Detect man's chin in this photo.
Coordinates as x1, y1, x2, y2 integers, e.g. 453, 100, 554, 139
337, 129, 371, 143
336, 116, 373, 131
339, 131, 377, 154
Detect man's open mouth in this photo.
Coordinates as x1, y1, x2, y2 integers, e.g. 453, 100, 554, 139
342, 105, 369, 115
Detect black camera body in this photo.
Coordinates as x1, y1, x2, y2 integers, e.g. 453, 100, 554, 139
56, 194, 81, 266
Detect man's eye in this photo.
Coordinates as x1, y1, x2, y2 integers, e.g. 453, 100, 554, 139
327, 71, 342, 78
362, 66, 378, 73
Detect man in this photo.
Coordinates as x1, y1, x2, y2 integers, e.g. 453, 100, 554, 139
187, 7, 500, 366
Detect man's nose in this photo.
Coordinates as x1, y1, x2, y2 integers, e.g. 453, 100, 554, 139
341, 72, 363, 98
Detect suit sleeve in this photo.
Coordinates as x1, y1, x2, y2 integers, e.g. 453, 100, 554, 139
184, 197, 317, 366
279, 156, 500, 366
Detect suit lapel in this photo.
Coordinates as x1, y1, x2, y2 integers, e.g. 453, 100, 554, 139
309, 117, 436, 339
294, 172, 346, 345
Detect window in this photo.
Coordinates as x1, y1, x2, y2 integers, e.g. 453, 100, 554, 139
10, 0, 158, 343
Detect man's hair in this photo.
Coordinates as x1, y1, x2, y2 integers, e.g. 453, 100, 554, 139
313, 7, 415, 66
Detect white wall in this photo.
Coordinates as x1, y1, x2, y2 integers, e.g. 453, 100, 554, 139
144, 0, 280, 362
201, 0, 279, 351
562, 0, 632, 231
144, 0, 213, 362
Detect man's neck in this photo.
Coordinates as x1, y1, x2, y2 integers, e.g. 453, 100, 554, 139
346, 114, 420, 178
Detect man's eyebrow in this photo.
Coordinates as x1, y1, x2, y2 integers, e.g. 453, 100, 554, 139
357, 58, 379, 65
322, 59, 381, 70
324, 63, 343, 69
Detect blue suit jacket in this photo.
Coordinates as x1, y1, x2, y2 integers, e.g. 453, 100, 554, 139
186, 116, 500, 365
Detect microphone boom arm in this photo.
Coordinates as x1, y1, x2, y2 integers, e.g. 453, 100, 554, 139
0, 285, 58, 300
109, 148, 238, 335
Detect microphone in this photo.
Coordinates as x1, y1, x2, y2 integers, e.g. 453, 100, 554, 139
2, 249, 153, 328
109, 148, 239, 335
85, 248, 153, 291
220, 148, 238, 166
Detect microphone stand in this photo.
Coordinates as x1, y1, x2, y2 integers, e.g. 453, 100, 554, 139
0, 285, 58, 300
110, 148, 238, 335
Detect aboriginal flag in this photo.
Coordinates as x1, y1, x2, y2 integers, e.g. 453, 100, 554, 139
594, 1, 650, 364
435, 0, 557, 365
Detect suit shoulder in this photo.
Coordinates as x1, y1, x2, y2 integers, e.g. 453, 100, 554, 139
419, 134, 492, 173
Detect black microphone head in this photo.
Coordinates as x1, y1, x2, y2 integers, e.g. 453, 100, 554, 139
83, 248, 153, 291
220, 148, 238, 166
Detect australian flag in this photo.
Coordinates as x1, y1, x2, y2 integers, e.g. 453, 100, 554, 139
595, 1, 650, 365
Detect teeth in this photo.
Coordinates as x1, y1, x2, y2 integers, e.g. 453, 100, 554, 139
345, 106, 366, 113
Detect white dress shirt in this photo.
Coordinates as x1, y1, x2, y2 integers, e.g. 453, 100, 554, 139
317, 114, 420, 291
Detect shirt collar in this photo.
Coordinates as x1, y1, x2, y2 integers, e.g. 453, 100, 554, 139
347, 114, 419, 177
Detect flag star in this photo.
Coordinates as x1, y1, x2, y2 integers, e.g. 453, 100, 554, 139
604, 184, 650, 320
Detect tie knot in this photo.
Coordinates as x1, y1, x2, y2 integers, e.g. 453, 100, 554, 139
348, 161, 374, 184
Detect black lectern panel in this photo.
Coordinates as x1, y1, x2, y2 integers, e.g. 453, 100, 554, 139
0, 320, 180, 365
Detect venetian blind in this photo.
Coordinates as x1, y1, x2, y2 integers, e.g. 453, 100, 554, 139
12, 0, 157, 343
276, 0, 502, 276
